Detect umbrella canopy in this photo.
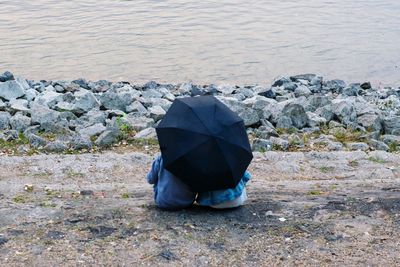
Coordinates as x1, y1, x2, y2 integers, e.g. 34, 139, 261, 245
156, 95, 253, 192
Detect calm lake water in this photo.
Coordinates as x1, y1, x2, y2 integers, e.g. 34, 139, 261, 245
1, 0, 399, 86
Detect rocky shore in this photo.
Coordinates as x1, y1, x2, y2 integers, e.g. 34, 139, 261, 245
0, 71, 399, 155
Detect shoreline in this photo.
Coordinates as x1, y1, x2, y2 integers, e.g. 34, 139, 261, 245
0, 71, 399, 155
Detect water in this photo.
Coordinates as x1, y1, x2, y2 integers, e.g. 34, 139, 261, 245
0, 0, 399, 86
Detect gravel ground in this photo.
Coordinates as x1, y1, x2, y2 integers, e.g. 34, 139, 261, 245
0, 150, 399, 266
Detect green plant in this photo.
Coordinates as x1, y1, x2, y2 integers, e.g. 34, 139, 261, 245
367, 157, 386, 164
319, 166, 334, 173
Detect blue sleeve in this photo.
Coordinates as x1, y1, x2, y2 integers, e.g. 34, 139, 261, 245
243, 171, 251, 184
146, 155, 161, 184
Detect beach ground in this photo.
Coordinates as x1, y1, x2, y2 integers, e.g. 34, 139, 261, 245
0, 150, 399, 266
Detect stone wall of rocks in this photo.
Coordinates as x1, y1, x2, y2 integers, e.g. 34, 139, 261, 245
0, 71, 399, 153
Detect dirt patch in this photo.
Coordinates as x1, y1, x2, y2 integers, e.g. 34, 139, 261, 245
0, 150, 399, 266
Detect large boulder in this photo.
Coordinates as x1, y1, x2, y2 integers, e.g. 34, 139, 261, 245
95, 129, 120, 147
134, 127, 157, 139
217, 96, 260, 126
9, 99, 29, 112
0, 80, 26, 100
30, 104, 68, 132
281, 103, 308, 129
330, 99, 357, 125
358, 114, 382, 132
34, 90, 63, 109
148, 105, 166, 122
78, 123, 106, 138
72, 89, 100, 115
124, 115, 155, 131
10, 113, 31, 132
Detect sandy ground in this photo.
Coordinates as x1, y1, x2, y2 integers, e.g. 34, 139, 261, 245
0, 150, 399, 266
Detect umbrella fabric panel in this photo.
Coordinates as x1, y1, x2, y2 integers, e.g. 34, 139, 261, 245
165, 138, 237, 192
157, 98, 210, 136
156, 127, 211, 166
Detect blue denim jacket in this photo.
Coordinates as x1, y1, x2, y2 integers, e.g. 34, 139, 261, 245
146, 155, 251, 209
146, 155, 196, 210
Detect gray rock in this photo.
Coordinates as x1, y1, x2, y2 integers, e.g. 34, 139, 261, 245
71, 135, 93, 150
342, 84, 361, 96
216, 84, 236, 95
10, 113, 31, 132
252, 138, 273, 152
141, 88, 163, 98
217, 96, 259, 126
0, 80, 26, 100
30, 104, 68, 132
383, 116, 400, 135
270, 137, 289, 151
276, 116, 293, 129
232, 93, 246, 101
125, 115, 155, 131
78, 123, 106, 138
99, 85, 140, 112
290, 74, 316, 82
308, 95, 332, 110
0, 130, 19, 141
148, 105, 166, 122
0, 71, 14, 82
35, 90, 63, 109
324, 79, 346, 92
72, 110, 107, 129
134, 127, 157, 139
126, 101, 148, 115
327, 141, 344, 151
294, 85, 312, 97
346, 142, 369, 151
360, 82, 371, 90
25, 88, 38, 102
44, 141, 68, 152
307, 112, 327, 127
368, 139, 389, 151
272, 76, 291, 87
0, 99, 6, 110
254, 121, 278, 139
140, 97, 172, 111
310, 76, 323, 86
239, 108, 260, 126
258, 88, 276, 98
95, 129, 120, 147
357, 114, 382, 132
282, 82, 298, 92
282, 103, 308, 129
9, 99, 29, 112
0, 111, 11, 130
330, 99, 357, 125
237, 87, 254, 98
23, 125, 41, 136
72, 89, 100, 115
315, 106, 334, 122
28, 134, 47, 148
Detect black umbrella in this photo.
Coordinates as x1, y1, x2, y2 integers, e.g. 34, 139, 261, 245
156, 95, 253, 192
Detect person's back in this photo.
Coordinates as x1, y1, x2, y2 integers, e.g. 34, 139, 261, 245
146, 155, 196, 210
